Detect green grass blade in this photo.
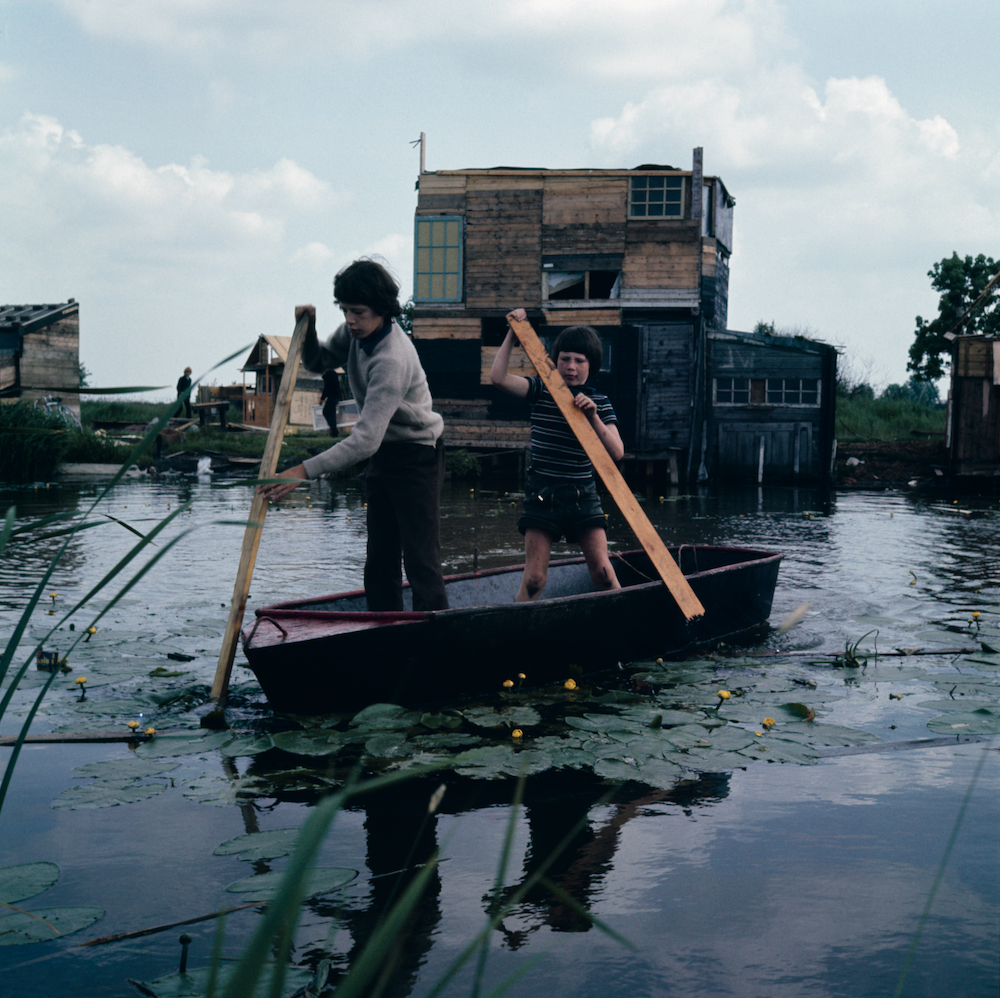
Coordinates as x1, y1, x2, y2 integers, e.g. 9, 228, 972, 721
333, 856, 440, 998
536, 876, 635, 949
0, 665, 62, 813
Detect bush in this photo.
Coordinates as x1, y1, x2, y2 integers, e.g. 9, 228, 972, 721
446, 448, 481, 479
0, 402, 71, 481
81, 399, 173, 427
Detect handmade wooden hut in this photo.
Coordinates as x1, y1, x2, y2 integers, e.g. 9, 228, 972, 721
0, 300, 81, 418
240, 335, 323, 429
706, 329, 838, 483
947, 335, 1000, 478
409, 149, 836, 483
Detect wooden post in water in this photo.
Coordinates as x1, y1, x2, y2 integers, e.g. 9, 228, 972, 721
506, 315, 705, 621
211, 313, 310, 702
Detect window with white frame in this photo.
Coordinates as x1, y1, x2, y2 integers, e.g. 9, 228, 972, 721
629, 176, 685, 218
414, 216, 462, 301
714, 377, 750, 404
766, 378, 820, 405
714, 376, 821, 406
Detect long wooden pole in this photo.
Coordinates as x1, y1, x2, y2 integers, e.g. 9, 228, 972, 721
211, 314, 310, 701
507, 316, 705, 621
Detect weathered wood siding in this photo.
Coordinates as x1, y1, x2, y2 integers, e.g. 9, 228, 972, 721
708, 335, 836, 482
949, 336, 1000, 474
465, 179, 543, 308
19, 316, 80, 413
623, 223, 701, 291
636, 323, 694, 452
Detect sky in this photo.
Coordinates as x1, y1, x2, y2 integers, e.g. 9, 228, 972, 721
1, 0, 997, 397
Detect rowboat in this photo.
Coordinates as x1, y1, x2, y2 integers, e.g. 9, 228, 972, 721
240, 545, 782, 714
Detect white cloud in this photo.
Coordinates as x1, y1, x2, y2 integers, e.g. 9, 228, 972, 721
0, 112, 352, 388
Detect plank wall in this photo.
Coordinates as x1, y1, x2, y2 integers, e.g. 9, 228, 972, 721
464, 179, 543, 308
18, 316, 80, 413
623, 224, 701, 290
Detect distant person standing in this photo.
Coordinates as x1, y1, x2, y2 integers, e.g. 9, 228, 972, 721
176, 366, 193, 418
320, 368, 341, 437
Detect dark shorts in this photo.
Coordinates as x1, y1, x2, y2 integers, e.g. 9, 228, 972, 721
517, 476, 607, 542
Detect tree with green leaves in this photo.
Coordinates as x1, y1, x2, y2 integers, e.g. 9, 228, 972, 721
908, 252, 999, 380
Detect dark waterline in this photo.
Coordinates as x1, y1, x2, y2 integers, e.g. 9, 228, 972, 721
1, 475, 998, 996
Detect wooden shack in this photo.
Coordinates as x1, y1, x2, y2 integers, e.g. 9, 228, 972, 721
410, 149, 735, 480
947, 335, 1000, 477
410, 149, 838, 483
0, 300, 81, 417
706, 329, 838, 483
240, 335, 323, 429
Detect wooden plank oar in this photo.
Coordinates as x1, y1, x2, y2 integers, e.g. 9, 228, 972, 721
507, 316, 705, 621
211, 313, 310, 701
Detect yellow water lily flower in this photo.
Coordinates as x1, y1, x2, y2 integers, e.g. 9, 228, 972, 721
512, 729, 523, 739
971, 611, 981, 618
517, 672, 526, 680
75, 676, 87, 685
564, 678, 578, 691
127, 720, 140, 730
502, 679, 514, 689
717, 690, 731, 700
762, 717, 776, 728
145, 727, 156, 736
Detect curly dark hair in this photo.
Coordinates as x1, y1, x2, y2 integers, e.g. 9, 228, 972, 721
333, 259, 402, 319
552, 325, 603, 370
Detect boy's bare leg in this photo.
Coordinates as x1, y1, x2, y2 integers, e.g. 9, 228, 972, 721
517, 528, 554, 602
577, 526, 621, 591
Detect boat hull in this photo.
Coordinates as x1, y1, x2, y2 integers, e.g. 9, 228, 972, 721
241, 546, 782, 713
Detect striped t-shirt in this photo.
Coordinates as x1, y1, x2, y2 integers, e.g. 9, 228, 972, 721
525, 377, 618, 482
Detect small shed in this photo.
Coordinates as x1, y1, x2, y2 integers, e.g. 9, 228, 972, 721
706, 329, 838, 483
240, 335, 324, 428
947, 335, 1000, 477
0, 300, 81, 417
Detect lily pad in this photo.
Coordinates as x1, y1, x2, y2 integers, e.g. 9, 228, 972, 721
0, 906, 105, 945
461, 706, 542, 729
214, 828, 300, 862
738, 737, 821, 765
220, 734, 275, 757
134, 731, 233, 758
271, 730, 346, 757
915, 699, 999, 712
137, 964, 314, 997
0, 862, 59, 905
52, 780, 169, 809
226, 866, 357, 903
71, 759, 179, 780
364, 733, 414, 759
349, 704, 421, 730
926, 708, 1000, 735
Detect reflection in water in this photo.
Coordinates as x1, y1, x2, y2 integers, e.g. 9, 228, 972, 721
0, 475, 998, 997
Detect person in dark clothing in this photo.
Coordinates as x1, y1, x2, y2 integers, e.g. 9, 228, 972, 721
320, 368, 341, 436
176, 366, 193, 419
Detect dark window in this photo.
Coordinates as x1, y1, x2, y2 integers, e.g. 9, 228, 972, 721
630, 176, 685, 218
766, 378, 821, 405
542, 269, 621, 301
715, 377, 750, 404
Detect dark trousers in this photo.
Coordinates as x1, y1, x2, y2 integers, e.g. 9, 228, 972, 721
364, 439, 448, 611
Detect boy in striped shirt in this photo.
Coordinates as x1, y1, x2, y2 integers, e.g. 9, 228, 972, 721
491, 309, 624, 602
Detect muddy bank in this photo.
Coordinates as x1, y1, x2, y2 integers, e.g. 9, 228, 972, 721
836, 438, 948, 485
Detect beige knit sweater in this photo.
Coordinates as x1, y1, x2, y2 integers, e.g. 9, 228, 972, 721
300, 320, 443, 480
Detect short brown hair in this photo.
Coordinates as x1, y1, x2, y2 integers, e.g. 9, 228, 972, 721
553, 325, 603, 370
333, 259, 402, 319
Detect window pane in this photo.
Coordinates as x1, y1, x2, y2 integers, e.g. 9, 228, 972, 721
431, 273, 443, 299
445, 247, 459, 272
445, 273, 458, 299
648, 176, 665, 189
416, 274, 430, 299
445, 219, 459, 244
417, 247, 430, 271
648, 203, 664, 216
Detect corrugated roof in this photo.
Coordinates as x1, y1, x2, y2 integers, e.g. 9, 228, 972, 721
0, 300, 79, 334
